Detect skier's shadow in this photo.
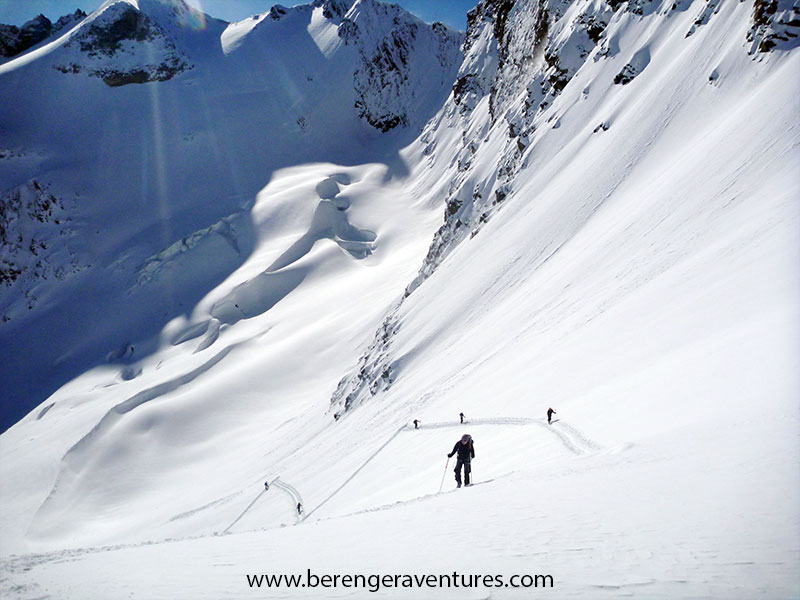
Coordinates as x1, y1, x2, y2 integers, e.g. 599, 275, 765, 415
549, 419, 560, 424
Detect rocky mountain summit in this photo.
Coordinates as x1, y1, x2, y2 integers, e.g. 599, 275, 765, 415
54, 1, 193, 85
0, 10, 86, 59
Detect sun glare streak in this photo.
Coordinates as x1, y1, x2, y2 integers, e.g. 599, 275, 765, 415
144, 42, 177, 305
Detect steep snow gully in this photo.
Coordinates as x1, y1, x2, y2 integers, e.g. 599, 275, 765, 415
1, 0, 799, 598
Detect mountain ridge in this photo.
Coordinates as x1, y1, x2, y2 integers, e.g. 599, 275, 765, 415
0, 0, 463, 430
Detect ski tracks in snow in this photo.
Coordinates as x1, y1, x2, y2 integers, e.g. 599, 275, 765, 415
537, 420, 604, 455
302, 425, 407, 521
301, 418, 603, 522
220, 417, 604, 535
222, 477, 305, 533
271, 479, 304, 522
417, 417, 603, 456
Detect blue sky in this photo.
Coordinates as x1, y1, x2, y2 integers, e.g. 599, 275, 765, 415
0, 0, 477, 30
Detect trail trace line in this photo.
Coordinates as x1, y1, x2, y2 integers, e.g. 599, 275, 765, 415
222, 488, 266, 534
226, 417, 601, 530
302, 424, 407, 521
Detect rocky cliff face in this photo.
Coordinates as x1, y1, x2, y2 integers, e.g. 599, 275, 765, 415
327, 0, 800, 416
0, 181, 86, 320
347, 1, 462, 131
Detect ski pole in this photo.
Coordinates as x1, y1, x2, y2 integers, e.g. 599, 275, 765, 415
438, 457, 450, 493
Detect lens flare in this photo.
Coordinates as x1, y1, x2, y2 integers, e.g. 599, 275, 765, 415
180, 1, 208, 30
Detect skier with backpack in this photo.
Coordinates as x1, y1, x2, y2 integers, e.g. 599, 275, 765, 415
447, 434, 475, 487
547, 408, 556, 424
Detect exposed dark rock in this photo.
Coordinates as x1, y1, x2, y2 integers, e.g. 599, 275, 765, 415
492, 0, 517, 67
269, 5, 288, 20
316, 0, 353, 20
614, 63, 637, 84
329, 314, 401, 413
79, 7, 156, 56
748, 0, 800, 52
354, 20, 419, 131
453, 74, 481, 106
586, 19, 606, 43
0, 181, 86, 317
337, 18, 359, 44
55, 5, 191, 86
103, 69, 157, 86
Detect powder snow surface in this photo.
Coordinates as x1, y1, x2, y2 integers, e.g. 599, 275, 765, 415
0, 0, 798, 598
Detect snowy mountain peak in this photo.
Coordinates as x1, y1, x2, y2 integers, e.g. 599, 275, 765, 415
313, 0, 356, 20
89, 0, 218, 36
47, 0, 194, 86
223, 0, 462, 132
0, 9, 87, 59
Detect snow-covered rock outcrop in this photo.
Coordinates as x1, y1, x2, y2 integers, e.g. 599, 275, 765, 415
53, 1, 194, 85
329, 0, 800, 414
224, 0, 463, 132
348, 1, 462, 131
0, 181, 86, 318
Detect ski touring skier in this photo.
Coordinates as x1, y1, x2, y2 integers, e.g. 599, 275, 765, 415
459, 412, 465, 424
547, 407, 556, 424
413, 419, 420, 429
297, 502, 303, 515
447, 434, 475, 487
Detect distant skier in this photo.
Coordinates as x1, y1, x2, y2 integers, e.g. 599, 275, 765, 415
447, 434, 475, 487
264, 481, 270, 491
547, 408, 556, 424
413, 419, 420, 429
459, 412, 465, 424
297, 502, 303, 515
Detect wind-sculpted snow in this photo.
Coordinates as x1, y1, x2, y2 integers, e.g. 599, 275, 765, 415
133, 211, 249, 287
266, 184, 377, 272
0, 0, 462, 427
210, 268, 309, 326
209, 176, 376, 328
29, 341, 245, 541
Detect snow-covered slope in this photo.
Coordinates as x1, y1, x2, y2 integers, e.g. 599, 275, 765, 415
1, 0, 798, 598
0, 0, 462, 428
